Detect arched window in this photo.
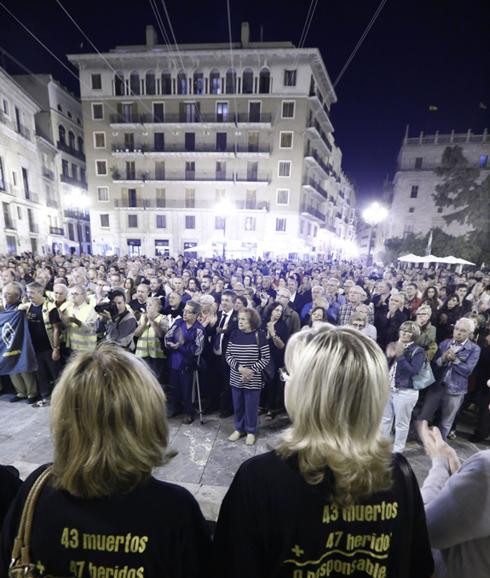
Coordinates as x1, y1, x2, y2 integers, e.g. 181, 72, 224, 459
58, 125, 66, 146
77, 136, 84, 153
259, 68, 270, 94
225, 69, 236, 94
145, 71, 156, 95
242, 69, 254, 94
68, 131, 75, 149
209, 69, 221, 94
177, 72, 187, 95
161, 72, 171, 95
114, 72, 125, 96
193, 71, 204, 95
129, 72, 140, 95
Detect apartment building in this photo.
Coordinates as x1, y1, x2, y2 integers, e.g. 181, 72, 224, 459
0, 67, 63, 255
14, 75, 91, 254
68, 23, 356, 258
387, 128, 490, 240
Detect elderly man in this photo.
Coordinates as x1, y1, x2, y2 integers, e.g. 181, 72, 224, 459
300, 285, 327, 325
129, 283, 150, 319
276, 288, 301, 336
417, 318, 481, 440
63, 285, 98, 355
338, 285, 372, 326
375, 292, 408, 351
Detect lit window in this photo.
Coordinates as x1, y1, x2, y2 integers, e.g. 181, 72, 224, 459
245, 217, 256, 231
480, 155, 488, 168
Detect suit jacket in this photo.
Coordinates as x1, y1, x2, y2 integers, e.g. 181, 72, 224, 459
209, 310, 238, 356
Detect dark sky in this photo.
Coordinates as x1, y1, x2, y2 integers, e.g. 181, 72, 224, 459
1, 0, 489, 206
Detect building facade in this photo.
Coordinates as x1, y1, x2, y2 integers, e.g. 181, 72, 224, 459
387, 128, 490, 240
14, 75, 91, 254
68, 23, 356, 258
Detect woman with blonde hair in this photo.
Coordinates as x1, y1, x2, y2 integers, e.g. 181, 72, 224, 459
214, 326, 433, 578
1, 343, 212, 577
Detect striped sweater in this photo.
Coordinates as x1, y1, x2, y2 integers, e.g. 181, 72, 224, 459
225, 329, 271, 389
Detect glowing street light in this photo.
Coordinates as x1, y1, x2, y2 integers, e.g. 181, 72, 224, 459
362, 201, 388, 265
214, 198, 236, 259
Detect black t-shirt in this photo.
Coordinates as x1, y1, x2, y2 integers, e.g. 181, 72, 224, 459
214, 451, 433, 578
0, 465, 21, 528
1, 465, 212, 578
129, 299, 148, 316
27, 304, 61, 353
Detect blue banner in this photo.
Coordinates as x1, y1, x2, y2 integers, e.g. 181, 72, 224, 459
0, 309, 38, 375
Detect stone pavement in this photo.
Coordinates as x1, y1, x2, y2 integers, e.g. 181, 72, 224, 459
0, 392, 487, 521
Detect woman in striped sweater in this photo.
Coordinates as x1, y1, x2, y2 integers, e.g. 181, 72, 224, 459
226, 307, 270, 446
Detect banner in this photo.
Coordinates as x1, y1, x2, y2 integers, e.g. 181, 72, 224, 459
0, 309, 38, 375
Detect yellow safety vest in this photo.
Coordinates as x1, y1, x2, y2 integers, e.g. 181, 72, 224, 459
66, 302, 97, 353
135, 314, 165, 359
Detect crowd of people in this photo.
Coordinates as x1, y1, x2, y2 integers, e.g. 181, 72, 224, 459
0, 252, 489, 446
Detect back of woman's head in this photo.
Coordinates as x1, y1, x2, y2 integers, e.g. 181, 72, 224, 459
51, 343, 168, 499
279, 326, 392, 506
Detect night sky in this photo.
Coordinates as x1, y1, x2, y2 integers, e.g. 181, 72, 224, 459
1, 0, 489, 207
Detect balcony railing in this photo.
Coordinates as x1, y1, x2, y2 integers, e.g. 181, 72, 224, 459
236, 144, 271, 154
235, 171, 271, 183
42, 167, 55, 180
64, 209, 90, 221
237, 113, 272, 123
112, 171, 236, 182
112, 143, 270, 155
49, 226, 64, 236
61, 174, 88, 190
300, 204, 326, 221
114, 198, 270, 211
16, 123, 31, 141
307, 120, 332, 153
57, 141, 86, 161
302, 177, 328, 201
110, 112, 273, 125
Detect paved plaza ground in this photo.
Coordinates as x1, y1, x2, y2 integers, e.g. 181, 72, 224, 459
1, 390, 487, 521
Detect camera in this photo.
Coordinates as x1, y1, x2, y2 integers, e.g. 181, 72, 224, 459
94, 289, 119, 318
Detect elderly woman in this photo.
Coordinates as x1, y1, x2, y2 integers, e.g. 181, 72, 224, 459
226, 307, 270, 445
214, 325, 434, 578
0, 344, 212, 576
381, 321, 426, 453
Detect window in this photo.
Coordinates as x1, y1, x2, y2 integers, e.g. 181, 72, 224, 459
244, 217, 256, 231
154, 132, 165, 152
210, 70, 221, 94
128, 188, 137, 207
276, 189, 289, 205
94, 132, 106, 148
215, 217, 225, 230
177, 72, 187, 95
57, 104, 63, 112
246, 190, 256, 209
414, 157, 423, 169
242, 69, 254, 94
145, 72, 156, 95
185, 132, 195, 152
216, 102, 229, 122
96, 160, 107, 176
67, 222, 75, 241
128, 214, 138, 228
185, 161, 195, 180
12, 171, 17, 187
281, 100, 295, 119
68, 131, 76, 149
249, 101, 261, 122
17, 206, 22, 220
124, 133, 135, 150
225, 69, 236, 94
215, 189, 226, 201
408, 207, 415, 213
279, 132, 293, 149
62, 160, 69, 177
155, 161, 165, 180
181, 102, 200, 122
100, 214, 110, 227
247, 162, 258, 181
193, 71, 204, 95
126, 161, 136, 180
0, 157, 5, 190
71, 163, 78, 180
129, 72, 140, 95
58, 125, 66, 146
114, 73, 125, 96
2, 98, 8, 115
185, 188, 195, 208
276, 218, 287, 232
410, 185, 418, 198
216, 161, 226, 179
161, 73, 171, 95
22, 167, 29, 197
259, 69, 270, 94
284, 69, 297, 86
91, 74, 102, 90
153, 102, 165, 122
3, 202, 13, 229
248, 131, 259, 152
216, 132, 227, 151
156, 215, 166, 228
480, 155, 488, 168
155, 239, 170, 256
185, 215, 196, 229
92, 103, 103, 120
97, 187, 109, 202
278, 161, 291, 177
156, 188, 166, 207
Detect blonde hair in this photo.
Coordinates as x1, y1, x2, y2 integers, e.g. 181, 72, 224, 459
278, 327, 392, 507
399, 320, 421, 339
51, 343, 168, 499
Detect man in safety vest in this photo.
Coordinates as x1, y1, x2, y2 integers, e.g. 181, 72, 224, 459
62, 285, 98, 355
135, 296, 168, 385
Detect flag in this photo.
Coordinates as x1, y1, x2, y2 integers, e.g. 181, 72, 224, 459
0, 309, 37, 375
428, 105, 438, 112
425, 229, 433, 256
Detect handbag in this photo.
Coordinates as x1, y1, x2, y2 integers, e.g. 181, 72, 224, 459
411, 347, 435, 390
255, 331, 275, 383
9, 466, 66, 578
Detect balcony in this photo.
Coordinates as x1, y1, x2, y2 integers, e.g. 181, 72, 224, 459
49, 226, 64, 236
236, 113, 272, 124
42, 167, 55, 180
234, 171, 271, 183
113, 171, 235, 183
64, 209, 90, 221
16, 123, 31, 141
114, 198, 270, 211
4, 219, 16, 230
110, 113, 151, 124
57, 141, 86, 161
46, 198, 59, 208
302, 177, 329, 201
147, 113, 237, 124
144, 143, 235, 155
306, 120, 332, 154
235, 144, 271, 155
300, 204, 326, 222
60, 173, 88, 190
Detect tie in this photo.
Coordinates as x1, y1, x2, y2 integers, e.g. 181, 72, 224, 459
214, 312, 228, 354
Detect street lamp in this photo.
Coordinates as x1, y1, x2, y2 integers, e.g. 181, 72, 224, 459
362, 201, 388, 265
215, 198, 236, 259
64, 191, 91, 255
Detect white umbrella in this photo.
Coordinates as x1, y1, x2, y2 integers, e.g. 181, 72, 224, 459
398, 253, 423, 263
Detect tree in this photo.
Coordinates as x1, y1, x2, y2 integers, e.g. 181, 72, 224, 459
433, 146, 490, 264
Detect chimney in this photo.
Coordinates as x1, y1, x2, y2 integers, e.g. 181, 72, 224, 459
146, 25, 158, 49
241, 22, 250, 47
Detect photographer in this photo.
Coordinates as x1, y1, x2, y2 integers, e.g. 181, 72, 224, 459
96, 289, 138, 351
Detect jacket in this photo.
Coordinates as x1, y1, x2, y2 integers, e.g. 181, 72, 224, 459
435, 338, 481, 395
392, 342, 425, 389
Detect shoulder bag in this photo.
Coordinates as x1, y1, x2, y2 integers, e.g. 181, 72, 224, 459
411, 347, 435, 390
255, 330, 275, 383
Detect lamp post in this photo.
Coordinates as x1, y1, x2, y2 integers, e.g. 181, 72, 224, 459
64, 191, 91, 255
362, 201, 388, 266
215, 198, 236, 259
